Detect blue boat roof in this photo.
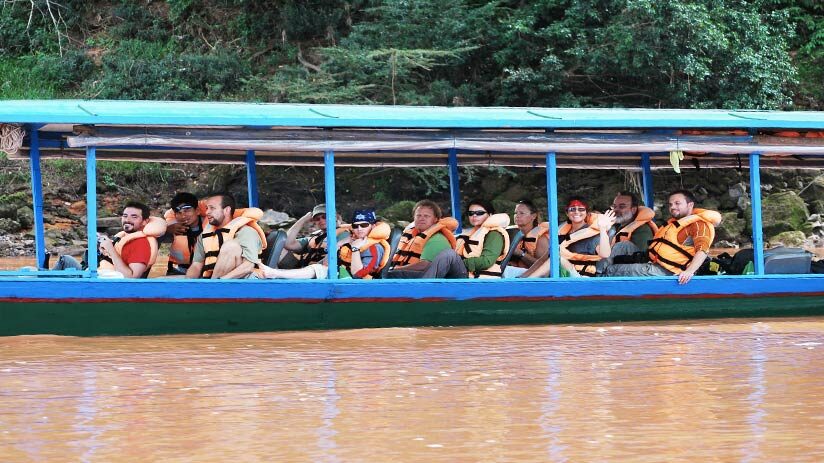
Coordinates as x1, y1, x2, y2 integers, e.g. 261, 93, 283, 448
3, 99, 824, 129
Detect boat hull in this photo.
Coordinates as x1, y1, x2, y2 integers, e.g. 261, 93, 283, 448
1, 276, 823, 336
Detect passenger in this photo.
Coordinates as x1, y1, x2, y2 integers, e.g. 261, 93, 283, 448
503, 199, 549, 278
185, 193, 267, 279
53, 201, 165, 278
558, 197, 616, 276
385, 199, 458, 279
417, 199, 510, 279
336, 209, 390, 279
609, 191, 657, 251
604, 189, 721, 284
162, 192, 207, 276
259, 209, 390, 279
279, 203, 347, 269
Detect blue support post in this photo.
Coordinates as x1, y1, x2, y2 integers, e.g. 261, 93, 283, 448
546, 152, 560, 279
324, 150, 338, 279
447, 148, 462, 233
245, 149, 259, 207
749, 152, 765, 275
28, 125, 47, 269
641, 153, 654, 208
86, 147, 98, 277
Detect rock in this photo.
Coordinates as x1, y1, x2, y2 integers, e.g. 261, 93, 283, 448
728, 183, 747, 199
736, 195, 750, 211
16, 206, 33, 228
805, 235, 822, 248
715, 212, 747, 244
800, 175, 824, 206
0, 218, 21, 234
749, 191, 811, 237
714, 240, 738, 249
0, 204, 17, 219
769, 230, 807, 247
258, 209, 290, 226
809, 200, 824, 216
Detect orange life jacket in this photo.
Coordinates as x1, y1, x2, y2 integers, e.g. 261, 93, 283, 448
612, 206, 659, 245
391, 217, 458, 267
648, 208, 721, 274
455, 213, 511, 278
201, 208, 267, 278
558, 213, 602, 277
163, 201, 208, 272
337, 222, 392, 279
299, 226, 350, 266
99, 216, 167, 278
511, 222, 549, 268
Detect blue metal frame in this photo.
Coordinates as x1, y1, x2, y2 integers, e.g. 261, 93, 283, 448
0, 274, 821, 301
641, 153, 654, 208
86, 147, 98, 277
245, 150, 259, 207
324, 150, 338, 279
546, 152, 560, 279
448, 148, 462, 232
749, 153, 765, 275
28, 125, 47, 269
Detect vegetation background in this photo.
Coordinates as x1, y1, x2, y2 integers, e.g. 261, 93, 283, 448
1, 0, 823, 254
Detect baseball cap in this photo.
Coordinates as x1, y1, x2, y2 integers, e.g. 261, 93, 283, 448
312, 204, 326, 218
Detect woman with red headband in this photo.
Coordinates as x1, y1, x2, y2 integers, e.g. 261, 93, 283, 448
558, 196, 616, 276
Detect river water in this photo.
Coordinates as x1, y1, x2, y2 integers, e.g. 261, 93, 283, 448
2, 318, 823, 462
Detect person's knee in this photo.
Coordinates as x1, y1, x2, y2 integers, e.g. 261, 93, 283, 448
217, 240, 242, 258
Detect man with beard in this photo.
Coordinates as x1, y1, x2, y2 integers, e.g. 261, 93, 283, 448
185, 193, 266, 279
603, 189, 721, 284
609, 191, 656, 251
96, 201, 155, 278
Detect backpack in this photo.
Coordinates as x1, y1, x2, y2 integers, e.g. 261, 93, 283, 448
727, 248, 754, 275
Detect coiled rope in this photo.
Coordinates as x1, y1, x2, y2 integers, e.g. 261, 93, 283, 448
0, 124, 25, 156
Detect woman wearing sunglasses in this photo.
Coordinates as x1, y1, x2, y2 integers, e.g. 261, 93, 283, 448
418, 199, 510, 278
260, 209, 390, 279
558, 197, 616, 276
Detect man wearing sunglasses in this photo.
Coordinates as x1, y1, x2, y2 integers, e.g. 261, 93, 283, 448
162, 192, 207, 276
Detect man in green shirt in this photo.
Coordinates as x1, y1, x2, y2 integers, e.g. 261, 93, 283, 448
386, 200, 457, 278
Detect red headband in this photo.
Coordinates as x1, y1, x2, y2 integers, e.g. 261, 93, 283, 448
567, 199, 587, 209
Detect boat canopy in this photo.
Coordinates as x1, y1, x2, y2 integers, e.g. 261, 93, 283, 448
3, 100, 824, 168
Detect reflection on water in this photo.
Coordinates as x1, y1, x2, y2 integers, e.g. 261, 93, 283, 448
2, 318, 824, 462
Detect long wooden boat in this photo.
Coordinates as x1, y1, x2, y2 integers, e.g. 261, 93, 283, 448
1, 100, 823, 336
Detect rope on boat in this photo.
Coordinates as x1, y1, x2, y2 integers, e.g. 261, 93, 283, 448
0, 124, 24, 156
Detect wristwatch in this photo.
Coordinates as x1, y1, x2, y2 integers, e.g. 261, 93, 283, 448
351, 246, 360, 253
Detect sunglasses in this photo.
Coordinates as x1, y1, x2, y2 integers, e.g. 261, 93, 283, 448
174, 205, 194, 212
466, 210, 488, 217
352, 222, 371, 229
312, 214, 326, 221
567, 207, 587, 213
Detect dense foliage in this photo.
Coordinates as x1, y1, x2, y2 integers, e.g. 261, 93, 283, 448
1, 0, 821, 108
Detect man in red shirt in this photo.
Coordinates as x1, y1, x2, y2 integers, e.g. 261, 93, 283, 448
98, 201, 153, 278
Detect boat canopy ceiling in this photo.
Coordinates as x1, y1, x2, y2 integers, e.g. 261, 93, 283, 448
3, 100, 824, 168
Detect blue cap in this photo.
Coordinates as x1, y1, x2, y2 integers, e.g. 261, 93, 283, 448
351, 209, 377, 224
